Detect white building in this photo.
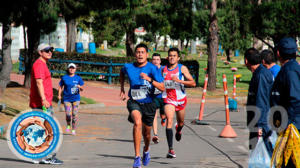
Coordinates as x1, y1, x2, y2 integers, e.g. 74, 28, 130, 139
0, 17, 92, 61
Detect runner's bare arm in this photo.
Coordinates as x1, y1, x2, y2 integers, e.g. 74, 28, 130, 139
58, 85, 63, 100
172, 65, 196, 87
140, 72, 165, 91
36, 79, 50, 108
77, 85, 84, 91
119, 70, 126, 100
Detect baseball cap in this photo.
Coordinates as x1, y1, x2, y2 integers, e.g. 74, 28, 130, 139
276, 37, 298, 54
37, 43, 54, 52
68, 63, 76, 69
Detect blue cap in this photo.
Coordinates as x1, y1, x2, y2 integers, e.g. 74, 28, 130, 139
277, 37, 298, 54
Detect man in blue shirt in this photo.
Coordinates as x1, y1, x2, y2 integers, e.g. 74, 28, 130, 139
120, 43, 164, 168
261, 49, 281, 79
245, 48, 274, 156
271, 37, 300, 167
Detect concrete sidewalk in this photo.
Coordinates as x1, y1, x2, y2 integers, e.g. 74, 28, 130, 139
10, 73, 126, 107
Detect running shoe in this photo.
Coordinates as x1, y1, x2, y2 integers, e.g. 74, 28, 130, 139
66, 125, 71, 133
142, 150, 150, 166
166, 149, 176, 158
161, 118, 166, 127
72, 130, 76, 135
152, 135, 159, 144
175, 124, 182, 141
40, 154, 63, 165
132, 156, 141, 168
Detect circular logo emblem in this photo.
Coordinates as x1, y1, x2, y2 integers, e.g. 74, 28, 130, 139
7, 109, 63, 162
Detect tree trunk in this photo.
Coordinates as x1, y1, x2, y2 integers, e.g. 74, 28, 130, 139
177, 39, 182, 51
191, 39, 197, 54
155, 35, 161, 51
23, 25, 40, 88
185, 39, 189, 49
23, 26, 27, 49
0, 23, 12, 98
125, 27, 135, 57
207, 0, 218, 91
164, 35, 168, 51
66, 18, 77, 52
226, 49, 232, 62
253, 37, 259, 48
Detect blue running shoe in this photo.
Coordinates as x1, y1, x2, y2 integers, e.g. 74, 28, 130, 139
142, 151, 151, 166
133, 156, 141, 168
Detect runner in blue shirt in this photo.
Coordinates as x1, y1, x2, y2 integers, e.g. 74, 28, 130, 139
120, 43, 164, 168
261, 49, 281, 79
58, 63, 84, 136
151, 53, 166, 144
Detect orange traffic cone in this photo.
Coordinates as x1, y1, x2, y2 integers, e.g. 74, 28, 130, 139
219, 74, 237, 138
193, 74, 209, 125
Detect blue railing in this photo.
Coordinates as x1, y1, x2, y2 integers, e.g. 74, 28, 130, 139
18, 56, 124, 84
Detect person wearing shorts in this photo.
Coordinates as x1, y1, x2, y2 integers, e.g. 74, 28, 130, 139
29, 43, 63, 165
151, 53, 166, 144
58, 63, 84, 136
120, 43, 164, 168
162, 48, 196, 158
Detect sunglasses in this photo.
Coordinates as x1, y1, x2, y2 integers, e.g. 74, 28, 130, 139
42, 48, 53, 53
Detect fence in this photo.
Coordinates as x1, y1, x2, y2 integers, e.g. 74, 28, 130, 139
18, 56, 124, 85
18, 54, 199, 86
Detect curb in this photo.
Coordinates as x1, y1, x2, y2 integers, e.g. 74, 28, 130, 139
56, 103, 106, 112
80, 103, 106, 109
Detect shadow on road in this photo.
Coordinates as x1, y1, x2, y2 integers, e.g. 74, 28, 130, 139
97, 154, 132, 160
101, 138, 133, 143
0, 157, 33, 164
97, 154, 170, 165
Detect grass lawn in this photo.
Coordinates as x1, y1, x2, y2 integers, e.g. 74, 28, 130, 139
15, 45, 300, 97
94, 45, 252, 96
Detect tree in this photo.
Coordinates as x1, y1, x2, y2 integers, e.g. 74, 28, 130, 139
58, 0, 90, 52
96, 0, 165, 56
0, 1, 19, 96
240, 0, 300, 49
165, 0, 194, 50
90, 12, 125, 47
14, 0, 60, 87
207, 0, 218, 91
0, 24, 12, 98
137, 0, 171, 51
218, 0, 252, 61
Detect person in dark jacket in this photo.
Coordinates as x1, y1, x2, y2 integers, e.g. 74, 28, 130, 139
271, 37, 300, 168
245, 48, 274, 157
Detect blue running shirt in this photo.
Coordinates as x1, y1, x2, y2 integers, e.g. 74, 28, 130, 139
154, 66, 164, 98
121, 62, 163, 103
269, 64, 280, 79
59, 75, 84, 102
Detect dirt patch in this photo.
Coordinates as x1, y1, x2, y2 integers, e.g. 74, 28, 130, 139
0, 87, 31, 125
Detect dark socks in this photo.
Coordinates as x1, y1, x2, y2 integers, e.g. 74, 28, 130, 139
177, 125, 183, 132
166, 128, 173, 150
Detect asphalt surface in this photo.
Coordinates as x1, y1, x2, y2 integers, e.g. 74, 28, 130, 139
0, 101, 249, 168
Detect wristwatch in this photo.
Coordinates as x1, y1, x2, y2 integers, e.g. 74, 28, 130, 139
150, 78, 154, 84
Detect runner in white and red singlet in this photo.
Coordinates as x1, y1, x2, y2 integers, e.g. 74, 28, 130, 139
163, 48, 196, 158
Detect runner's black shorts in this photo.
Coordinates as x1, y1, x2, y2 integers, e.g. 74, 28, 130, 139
127, 99, 156, 126
153, 97, 165, 115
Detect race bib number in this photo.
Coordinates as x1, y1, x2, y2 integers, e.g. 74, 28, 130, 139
131, 89, 147, 100
164, 80, 176, 89
71, 85, 79, 94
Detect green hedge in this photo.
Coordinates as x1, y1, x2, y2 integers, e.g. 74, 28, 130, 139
19, 50, 199, 85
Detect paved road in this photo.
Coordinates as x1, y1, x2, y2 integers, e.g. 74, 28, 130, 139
0, 102, 249, 168
1, 73, 249, 167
